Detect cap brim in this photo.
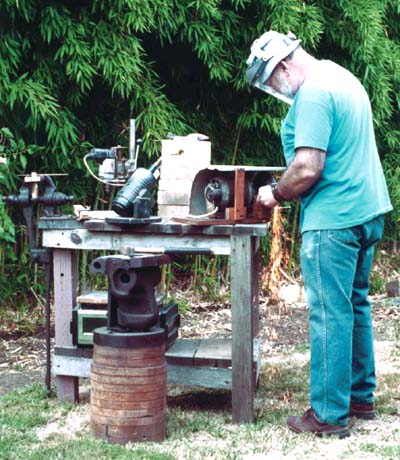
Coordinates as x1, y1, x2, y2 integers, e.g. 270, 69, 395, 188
246, 39, 301, 85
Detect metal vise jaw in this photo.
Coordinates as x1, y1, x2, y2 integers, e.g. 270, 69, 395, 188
90, 253, 171, 332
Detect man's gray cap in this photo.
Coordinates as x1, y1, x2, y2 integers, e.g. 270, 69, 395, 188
246, 31, 301, 87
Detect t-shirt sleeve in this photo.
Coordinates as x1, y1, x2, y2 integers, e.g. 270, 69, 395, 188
294, 87, 333, 151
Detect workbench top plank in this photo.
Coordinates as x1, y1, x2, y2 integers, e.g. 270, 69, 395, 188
39, 216, 269, 237
42, 229, 232, 254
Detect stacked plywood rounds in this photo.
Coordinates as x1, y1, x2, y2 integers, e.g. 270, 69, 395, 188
90, 327, 167, 444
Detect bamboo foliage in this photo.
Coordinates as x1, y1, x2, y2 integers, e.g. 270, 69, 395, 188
1, 1, 398, 161
0, 0, 399, 305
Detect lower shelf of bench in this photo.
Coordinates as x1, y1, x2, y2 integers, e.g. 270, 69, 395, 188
53, 338, 260, 390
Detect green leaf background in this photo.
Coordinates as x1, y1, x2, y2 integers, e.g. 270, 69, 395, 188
0, 0, 398, 307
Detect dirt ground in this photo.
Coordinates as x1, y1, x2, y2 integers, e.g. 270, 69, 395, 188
0, 291, 399, 396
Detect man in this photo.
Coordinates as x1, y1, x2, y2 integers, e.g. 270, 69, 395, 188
246, 31, 392, 438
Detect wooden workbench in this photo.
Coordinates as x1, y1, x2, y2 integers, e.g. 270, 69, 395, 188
39, 215, 268, 423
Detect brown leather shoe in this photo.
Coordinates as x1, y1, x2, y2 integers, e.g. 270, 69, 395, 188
349, 401, 375, 419
287, 408, 350, 438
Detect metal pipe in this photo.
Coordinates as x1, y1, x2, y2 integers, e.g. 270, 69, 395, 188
129, 119, 136, 163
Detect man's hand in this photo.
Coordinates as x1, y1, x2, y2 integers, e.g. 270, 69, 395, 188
256, 185, 279, 208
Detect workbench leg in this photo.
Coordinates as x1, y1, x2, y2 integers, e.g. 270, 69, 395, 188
252, 238, 260, 339
53, 249, 79, 403
231, 234, 256, 423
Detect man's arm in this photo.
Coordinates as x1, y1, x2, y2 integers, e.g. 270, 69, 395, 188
257, 147, 326, 207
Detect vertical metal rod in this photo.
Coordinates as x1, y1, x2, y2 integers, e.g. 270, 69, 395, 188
129, 119, 136, 163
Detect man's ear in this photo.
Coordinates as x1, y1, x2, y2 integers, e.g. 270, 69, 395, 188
277, 60, 290, 75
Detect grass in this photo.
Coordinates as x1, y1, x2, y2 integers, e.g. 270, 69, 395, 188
1, 340, 399, 460
395, 317, 400, 345
360, 443, 400, 458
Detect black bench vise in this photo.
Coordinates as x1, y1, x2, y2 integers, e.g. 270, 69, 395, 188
89, 253, 172, 332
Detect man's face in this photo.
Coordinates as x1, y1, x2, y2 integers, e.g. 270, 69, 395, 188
265, 66, 296, 101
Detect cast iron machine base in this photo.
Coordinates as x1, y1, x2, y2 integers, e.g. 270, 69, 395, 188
89, 252, 172, 332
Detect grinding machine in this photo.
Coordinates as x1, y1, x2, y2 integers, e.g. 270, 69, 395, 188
181, 165, 284, 225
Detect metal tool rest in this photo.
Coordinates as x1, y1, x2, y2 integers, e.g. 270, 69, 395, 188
39, 214, 267, 423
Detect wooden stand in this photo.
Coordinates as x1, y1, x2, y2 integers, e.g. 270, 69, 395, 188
40, 215, 267, 423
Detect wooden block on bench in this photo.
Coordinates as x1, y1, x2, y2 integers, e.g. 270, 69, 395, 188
77, 291, 108, 308
157, 135, 211, 219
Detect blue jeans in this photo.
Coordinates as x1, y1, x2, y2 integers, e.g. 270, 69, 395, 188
300, 216, 384, 426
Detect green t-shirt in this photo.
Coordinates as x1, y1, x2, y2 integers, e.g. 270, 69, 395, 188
281, 60, 392, 232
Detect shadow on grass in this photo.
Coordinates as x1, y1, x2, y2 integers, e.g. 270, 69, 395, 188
165, 360, 310, 428
167, 388, 231, 412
